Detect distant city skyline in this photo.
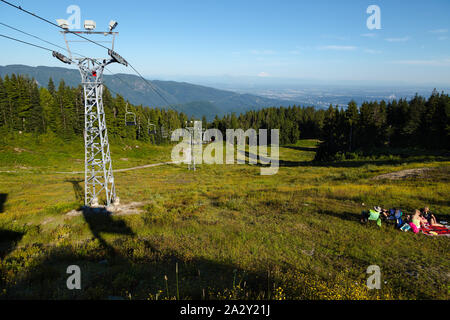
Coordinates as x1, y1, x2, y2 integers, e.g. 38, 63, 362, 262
1, 0, 450, 86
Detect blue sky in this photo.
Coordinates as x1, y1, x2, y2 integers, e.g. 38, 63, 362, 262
1, 0, 450, 85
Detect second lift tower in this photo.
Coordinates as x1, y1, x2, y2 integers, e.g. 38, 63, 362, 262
185, 120, 202, 171
53, 19, 128, 207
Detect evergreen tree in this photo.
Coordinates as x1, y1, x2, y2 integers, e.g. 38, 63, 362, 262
0, 73, 448, 154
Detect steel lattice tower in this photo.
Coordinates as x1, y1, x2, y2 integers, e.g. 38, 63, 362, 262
185, 120, 202, 171
79, 58, 116, 206
53, 20, 127, 207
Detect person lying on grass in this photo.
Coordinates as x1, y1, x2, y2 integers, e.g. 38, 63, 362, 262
399, 216, 411, 231
381, 208, 390, 219
381, 208, 402, 220
409, 209, 436, 232
360, 206, 382, 227
421, 207, 443, 227
409, 210, 422, 233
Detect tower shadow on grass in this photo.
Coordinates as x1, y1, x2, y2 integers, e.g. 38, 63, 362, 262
0, 193, 7, 213
65, 179, 135, 255
0, 228, 24, 259
1, 199, 277, 299
81, 206, 135, 256
65, 179, 84, 202
2, 209, 273, 299
2, 236, 272, 299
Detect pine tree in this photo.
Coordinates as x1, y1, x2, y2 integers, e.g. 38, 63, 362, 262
0, 77, 7, 128
48, 78, 56, 96
28, 81, 44, 134
39, 87, 54, 132
345, 100, 359, 151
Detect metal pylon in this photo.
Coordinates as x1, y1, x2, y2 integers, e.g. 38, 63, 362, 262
186, 120, 202, 171
79, 58, 116, 206
54, 24, 127, 208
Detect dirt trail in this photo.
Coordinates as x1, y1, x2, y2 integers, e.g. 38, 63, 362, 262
372, 167, 432, 180
55, 161, 180, 174
0, 161, 182, 174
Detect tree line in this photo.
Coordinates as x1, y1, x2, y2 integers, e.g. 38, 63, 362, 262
210, 90, 450, 159
1, 74, 448, 160
209, 106, 325, 145
314, 90, 450, 160
0, 74, 193, 143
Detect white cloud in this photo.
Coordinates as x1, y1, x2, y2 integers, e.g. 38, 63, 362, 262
361, 33, 377, 38
393, 59, 450, 66
318, 45, 357, 51
364, 49, 382, 54
438, 36, 448, 41
257, 72, 270, 77
250, 50, 276, 55
321, 35, 348, 40
430, 29, 448, 34
385, 36, 410, 42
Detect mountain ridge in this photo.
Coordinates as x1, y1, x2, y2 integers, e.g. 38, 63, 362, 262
0, 64, 299, 120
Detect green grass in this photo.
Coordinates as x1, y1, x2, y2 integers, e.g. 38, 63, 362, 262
0, 135, 449, 300
0, 132, 171, 172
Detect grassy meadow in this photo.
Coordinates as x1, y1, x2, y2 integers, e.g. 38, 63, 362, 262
0, 133, 449, 300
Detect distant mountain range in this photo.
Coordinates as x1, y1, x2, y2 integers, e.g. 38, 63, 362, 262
0, 65, 299, 120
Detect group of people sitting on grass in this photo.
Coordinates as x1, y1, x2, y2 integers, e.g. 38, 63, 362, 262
360, 206, 449, 235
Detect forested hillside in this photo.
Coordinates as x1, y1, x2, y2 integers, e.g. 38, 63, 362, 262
314, 91, 450, 160
207, 90, 450, 152
0, 65, 298, 120
1, 74, 448, 157
0, 74, 190, 144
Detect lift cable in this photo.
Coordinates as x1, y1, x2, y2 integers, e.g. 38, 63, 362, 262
0, 21, 75, 55
0, 24, 132, 97
0, 0, 110, 50
0, 31, 118, 103
0, 30, 179, 123
0, 22, 133, 90
0, 33, 53, 52
0, 29, 169, 114
0, 21, 88, 59
0, 23, 161, 110
127, 63, 173, 108
0, 0, 179, 112
0, 30, 177, 143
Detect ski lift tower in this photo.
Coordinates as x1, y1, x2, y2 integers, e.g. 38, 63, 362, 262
53, 19, 128, 207
185, 120, 202, 171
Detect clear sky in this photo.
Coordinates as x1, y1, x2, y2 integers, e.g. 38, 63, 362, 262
1, 0, 450, 85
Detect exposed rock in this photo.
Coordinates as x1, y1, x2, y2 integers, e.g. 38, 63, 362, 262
372, 168, 432, 180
